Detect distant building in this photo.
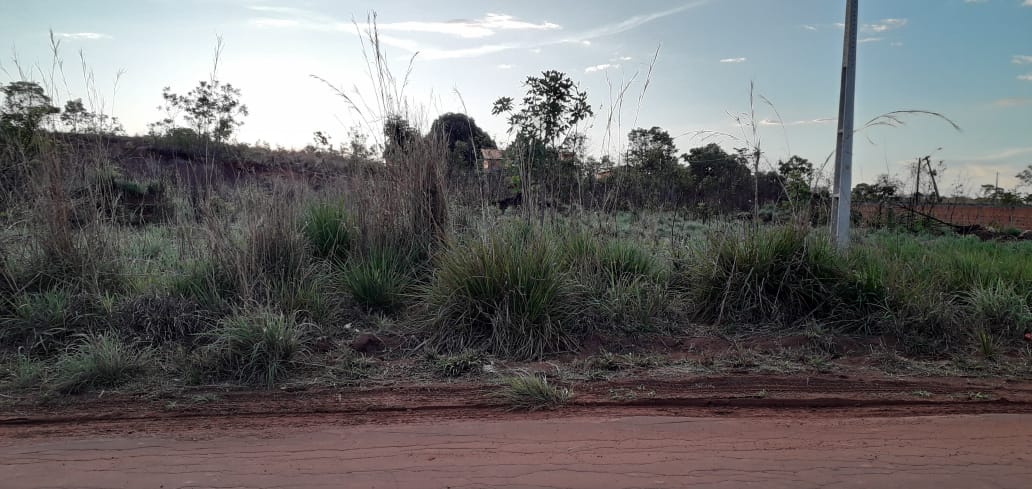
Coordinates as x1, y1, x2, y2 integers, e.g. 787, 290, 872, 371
481, 148, 506, 172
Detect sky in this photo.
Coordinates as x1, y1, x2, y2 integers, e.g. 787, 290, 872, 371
1, 0, 1030, 193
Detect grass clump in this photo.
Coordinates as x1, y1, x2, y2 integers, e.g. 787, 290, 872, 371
428, 350, 485, 377
200, 308, 308, 386
686, 225, 884, 328
53, 333, 151, 394
966, 280, 1030, 334
495, 375, 572, 411
423, 223, 581, 360
2, 353, 48, 390
341, 248, 411, 313
303, 201, 353, 263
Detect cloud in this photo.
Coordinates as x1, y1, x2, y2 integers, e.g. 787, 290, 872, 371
496, 63, 514, 69
617, 56, 633, 61
1025, 0, 1032, 6
963, 0, 988, 3
529, 48, 542, 54
585, 63, 619, 73
991, 97, 1032, 108
247, 3, 701, 60
561, 2, 705, 44
859, 37, 883, 44
890, 41, 904, 47
719, 57, 746, 63
802, 24, 818, 31
1019, 73, 1032, 81
55, 32, 111, 40
377, 13, 561, 39
968, 146, 1032, 161
1013, 55, 1032, 64
863, 18, 907, 33
759, 118, 836, 126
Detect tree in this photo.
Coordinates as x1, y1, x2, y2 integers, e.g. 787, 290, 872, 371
491, 70, 592, 149
1, 81, 59, 134
59, 98, 123, 135
383, 115, 420, 163
152, 79, 248, 143
681, 143, 754, 212
1016, 165, 1032, 190
625, 127, 679, 175
777, 155, 814, 206
428, 112, 496, 173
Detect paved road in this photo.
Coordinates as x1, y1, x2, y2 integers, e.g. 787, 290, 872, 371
3, 414, 1032, 488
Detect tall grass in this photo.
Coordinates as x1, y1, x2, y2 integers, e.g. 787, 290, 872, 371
200, 308, 309, 386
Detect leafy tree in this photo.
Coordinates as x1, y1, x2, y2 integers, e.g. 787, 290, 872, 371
59, 98, 123, 135
428, 112, 496, 173
625, 127, 679, 175
383, 115, 421, 163
1016, 165, 1032, 190
491, 70, 592, 149
151, 79, 248, 143
777, 155, 814, 206
852, 174, 900, 203
1, 81, 59, 135
681, 143, 754, 212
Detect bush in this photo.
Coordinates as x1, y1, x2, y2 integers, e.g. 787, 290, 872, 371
303, 201, 353, 263
53, 333, 150, 394
199, 308, 308, 386
423, 224, 582, 359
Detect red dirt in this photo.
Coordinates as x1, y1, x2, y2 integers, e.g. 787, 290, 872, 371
3, 375, 1032, 487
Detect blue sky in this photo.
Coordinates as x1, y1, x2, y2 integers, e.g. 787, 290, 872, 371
1, 0, 1030, 192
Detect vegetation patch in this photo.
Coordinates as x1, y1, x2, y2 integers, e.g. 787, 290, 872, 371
198, 308, 309, 386
495, 375, 572, 411
53, 333, 151, 394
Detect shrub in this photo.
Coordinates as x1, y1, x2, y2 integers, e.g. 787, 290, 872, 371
303, 201, 353, 263
53, 333, 151, 394
423, 224, 581, 359
200, 308, 308, 386
171, 259, 237, 306
495, 375, 572, 411
2, 353, 47, 390
595, 276, 671, 330
341, 248, 411, 313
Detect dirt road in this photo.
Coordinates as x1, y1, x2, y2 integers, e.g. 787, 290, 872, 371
3, 413, 1031, 489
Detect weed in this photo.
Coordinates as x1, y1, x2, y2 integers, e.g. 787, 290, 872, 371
2, 353, 47, 390
967, 280, 1031, 335
974, 328, 997, 361
495, 375, 572, 411
53, 333, 151, 394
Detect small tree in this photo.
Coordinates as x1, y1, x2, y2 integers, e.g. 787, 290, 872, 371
1, 81, 59, 140
153, 80, 248, 143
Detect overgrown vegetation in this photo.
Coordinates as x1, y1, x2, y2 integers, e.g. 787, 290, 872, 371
2, 21, 1030, 399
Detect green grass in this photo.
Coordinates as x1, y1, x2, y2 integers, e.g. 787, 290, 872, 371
303, 201, 353, 263
200, 308, 308, 386
423, 223, 582, 360
428, 350, 485, 377
495, 375, 572, 411
341, 248, 411, 313
53, 333, 151, 394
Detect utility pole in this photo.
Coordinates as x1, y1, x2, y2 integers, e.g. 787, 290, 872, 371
830, 0, 859, 249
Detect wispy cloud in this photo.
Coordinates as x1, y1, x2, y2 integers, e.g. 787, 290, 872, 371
759, 118, 836, 126
963, 0, 988, 4
561, 2, 705, 44
585, 63, 619, 73
1019, 73, 1032, 81
863, 18, 907, 33
496, 63, 514, 70
719, 57, 746, 63
802, 24, 818, 31
55, 32, 111, 40
1025, 0, 1032, 6
890, 41, 904, 47
859, 37, 883, 44
247, 4, 701, 60
377, 13, 560, 39
991, 97, 1032, 108
1013, 55, 1032, 64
